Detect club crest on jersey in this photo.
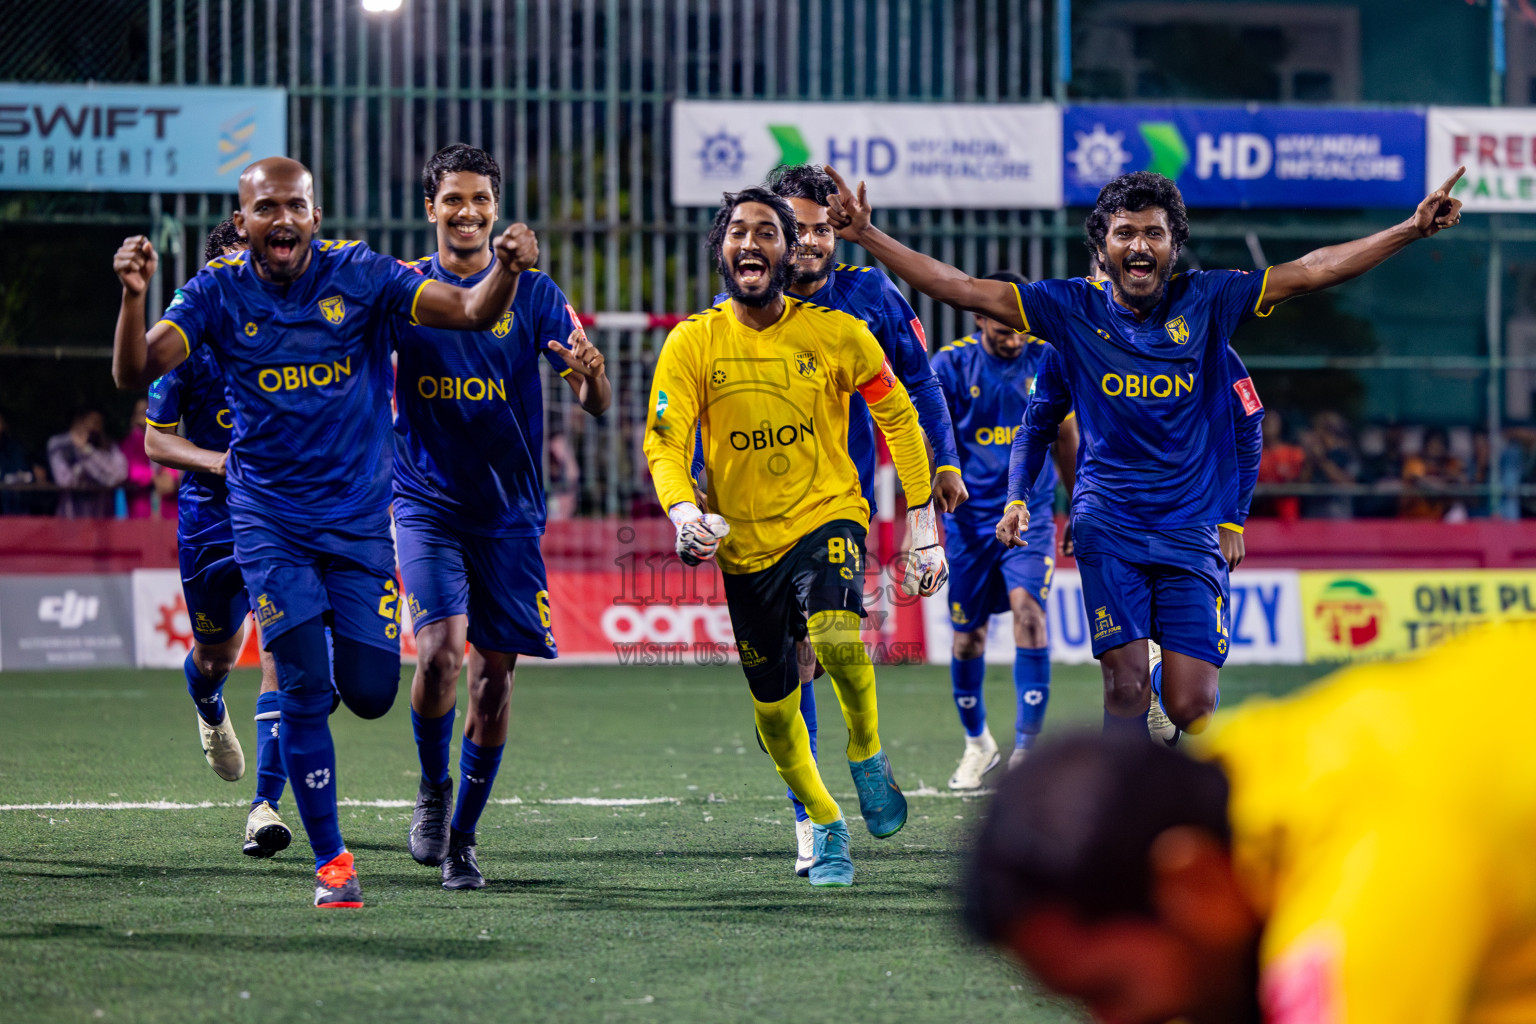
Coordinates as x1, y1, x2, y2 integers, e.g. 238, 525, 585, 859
492, 311, 514, 338
794, 350, 817, 378
319, 295, 346, 325
1165, 316, 1190, 345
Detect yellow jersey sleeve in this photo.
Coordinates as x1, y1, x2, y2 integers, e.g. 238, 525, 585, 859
643, 326, 701, 515
841, 319, 933, 507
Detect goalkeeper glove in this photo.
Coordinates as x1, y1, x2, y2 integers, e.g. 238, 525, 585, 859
668, 502, 730, 566
901, 499, 949, 597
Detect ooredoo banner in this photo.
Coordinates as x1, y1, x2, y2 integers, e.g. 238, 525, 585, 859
1300, 570, 1536, 661
671, 100, 1062, 209
922, 568, 1306, 666
1426, 106, 1536, 213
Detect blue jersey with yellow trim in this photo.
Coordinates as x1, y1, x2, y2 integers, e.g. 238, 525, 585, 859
158, 239, 426, 524
715, 263, 957, 508
932, 331, 1058, 534
1011, 271, 1267, 529
145, 341, 234, 548
392, 256, 573, 536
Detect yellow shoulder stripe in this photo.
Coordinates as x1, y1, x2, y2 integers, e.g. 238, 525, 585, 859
1253, 266, 1275, 318
145, 417, 180, 428
157, 319, 192, 357
1010, 282, 1031, 334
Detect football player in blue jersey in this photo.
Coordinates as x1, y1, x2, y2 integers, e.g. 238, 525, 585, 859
395, 145, 610, 890
827, 163, 1463, 744
932, 270, 1078, 789
144, 219, 292, 859
719, 164, 963, 874
111, 156, 540, 908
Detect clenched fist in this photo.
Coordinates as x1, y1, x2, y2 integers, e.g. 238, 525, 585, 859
493, 222, 539, 274
113, 235, 158, 296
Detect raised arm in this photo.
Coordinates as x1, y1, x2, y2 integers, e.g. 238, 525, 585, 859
824, 167, 1023, 328
413, 223, 539, 331
112, 236, 192, 389
145, 423, 228, 477
1258, 168, 1465, 311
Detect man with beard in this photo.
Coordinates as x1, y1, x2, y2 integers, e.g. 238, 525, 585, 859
711, 163, 963, 874
111, 156, 539, 908
828, 165, 1464, 743
394, 145, 609, 890
932, 270, 1078, 789
965, 622, 1536, 1024
143, 218, 293, 859
644, 186, 946, 886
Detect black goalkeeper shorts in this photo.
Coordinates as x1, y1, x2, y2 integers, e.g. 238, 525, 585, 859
721, 519, 867, 704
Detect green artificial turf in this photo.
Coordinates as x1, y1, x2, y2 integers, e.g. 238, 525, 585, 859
0, 660, 1333, 1023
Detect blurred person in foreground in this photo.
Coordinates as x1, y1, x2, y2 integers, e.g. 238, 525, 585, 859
1400, 426, 1467, 521
965, 620, 1536, 1024
47, 408, 127, 518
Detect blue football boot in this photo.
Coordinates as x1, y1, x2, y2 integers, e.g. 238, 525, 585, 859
808, 818, 854, 887
849, 750, 907, 838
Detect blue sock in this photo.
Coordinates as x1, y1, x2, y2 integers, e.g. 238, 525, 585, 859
1151, 659, 1163, 699
1013, 647, 1051, 750
1103, 707, 1150, 742
268, 619, 345, 870
450, 737, 504, 834
786, 681, 818, 822
252, 691, 286, 810
950, 653, 987, 738
184, 651, 227, 726
412, 707, 456, 786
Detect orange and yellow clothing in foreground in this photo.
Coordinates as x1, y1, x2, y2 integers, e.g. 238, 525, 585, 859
1199, 622, 1536, 1024
644, 298, 933, 574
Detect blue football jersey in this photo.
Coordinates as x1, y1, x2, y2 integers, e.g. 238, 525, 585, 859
715, 263, 957, 507
392, 257, 573, 536
158, 240, 427, 524
1011, 273, 1268, 529
932, 331, 1058, 535
145, 340, 234, 548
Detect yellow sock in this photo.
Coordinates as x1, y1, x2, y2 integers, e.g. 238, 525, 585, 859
753, 688, 840, 825
808, 609, 882, 762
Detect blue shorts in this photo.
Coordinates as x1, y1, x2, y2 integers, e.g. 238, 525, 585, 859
1071, 513, 1231, 665
943, 513, 1056, 633
178, 541, 251, 646
395, 511, 558, 658
230, 507, 402, 653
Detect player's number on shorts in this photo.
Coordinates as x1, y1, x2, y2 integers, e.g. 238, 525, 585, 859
378, 579, 401, 622
536, 590, 552, 628
1042, 556, 1055, 589
1215, 595, 1229, 638
827, 536, 860, 570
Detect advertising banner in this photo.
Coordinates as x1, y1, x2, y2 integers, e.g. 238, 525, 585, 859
0, 574, 135, 669
1063, 105, 1425, 208
0, 84, 287, 193
1300, 569, 1536, 662
923, 568, 1305, 665
1426, 106, 1536, 213
671, 100, 1062, 209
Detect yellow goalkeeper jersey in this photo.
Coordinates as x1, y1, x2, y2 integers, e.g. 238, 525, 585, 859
645, 297, 932, 574
1198, 622, 1536, 1024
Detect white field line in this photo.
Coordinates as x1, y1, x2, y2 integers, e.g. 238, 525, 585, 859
0, 786, 989, 813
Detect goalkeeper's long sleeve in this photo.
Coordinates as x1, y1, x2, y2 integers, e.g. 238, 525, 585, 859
859, 365, 933, 508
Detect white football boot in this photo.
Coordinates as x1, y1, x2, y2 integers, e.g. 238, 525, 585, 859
197, 712, 246, 781
794, 818, 815, 877
948, 728, 1000, 790
243, 801, 292, 858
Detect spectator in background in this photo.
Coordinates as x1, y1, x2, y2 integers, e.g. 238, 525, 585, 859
546, 419, 580, 521
1255, 411, 1304, 522
1301, 410, 1360, 519
1401, 426, 1467, 520
121, 397, 178, 519
0, 410, 48, 515
1356, 422, 1407, 518
47, 409, 127, 518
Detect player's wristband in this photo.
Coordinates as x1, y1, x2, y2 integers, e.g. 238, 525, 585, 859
1005, 500, 1026, 511
1219, 522, 1244, 534
934, 465, 962, 476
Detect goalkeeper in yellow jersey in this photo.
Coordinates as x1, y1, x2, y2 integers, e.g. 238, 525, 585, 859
644, 186, 947, 887
965, 621, 1536, 1024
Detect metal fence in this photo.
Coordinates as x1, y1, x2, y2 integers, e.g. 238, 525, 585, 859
2, 0, 1531, 518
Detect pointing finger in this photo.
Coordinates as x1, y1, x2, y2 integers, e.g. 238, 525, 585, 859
825, 165, 852, 196
1439, 165, 1467, 195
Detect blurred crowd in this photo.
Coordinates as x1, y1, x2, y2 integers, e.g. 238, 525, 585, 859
1256, 411, 1536, 521
0, 401, 178, 519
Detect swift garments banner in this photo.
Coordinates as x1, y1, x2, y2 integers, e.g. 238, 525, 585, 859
1426, 106, 1536, 212
1300, 570, 1536, 662
671, 100, 1062, 208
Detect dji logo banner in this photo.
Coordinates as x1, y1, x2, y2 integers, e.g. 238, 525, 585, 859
0, 574, 135, 670
38, 590, 100, 629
